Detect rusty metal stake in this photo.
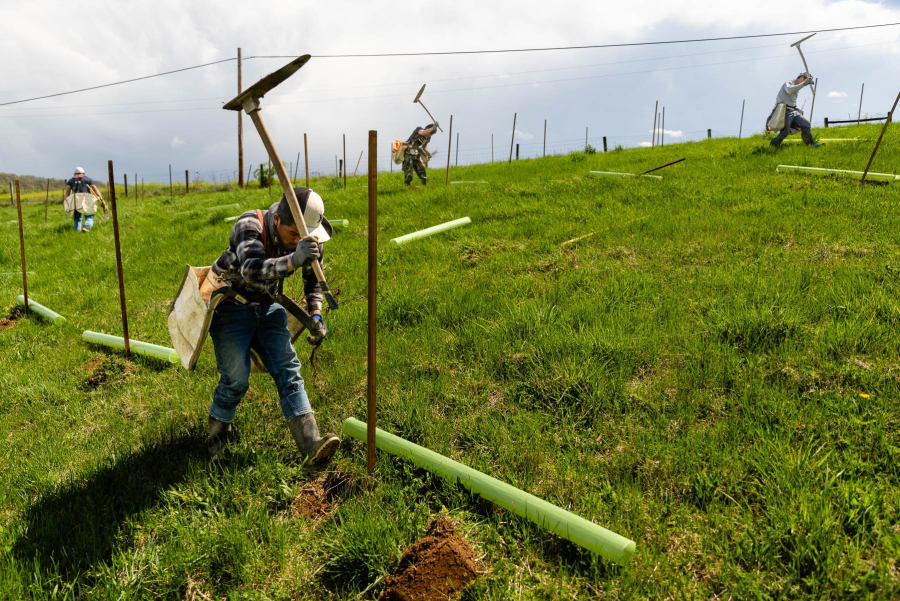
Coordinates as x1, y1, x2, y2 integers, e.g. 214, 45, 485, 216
44, 178, 50, 222
445, 115, 453, 185
509, 113, 516, 163
543, 119, 547, 157
108, 160, 130, 356
304, 133, 309, 188
14, 181, 27, 312
238, 47, 244, 189
343, 134, 347, 188
861, 90, 900, 184
367, 129, 378, 475
858, 83, 865, 125
651, 101, 658, 148
639, 157, 686, 175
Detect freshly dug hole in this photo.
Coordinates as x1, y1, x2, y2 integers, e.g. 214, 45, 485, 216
292, 471, 352, 521
379, 518, 479, 601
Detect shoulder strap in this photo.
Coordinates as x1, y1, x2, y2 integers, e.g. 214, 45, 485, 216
256, 209, 275, 258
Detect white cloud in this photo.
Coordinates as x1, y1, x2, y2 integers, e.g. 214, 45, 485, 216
171, 136, 187, 149
639, 142, 652, 147
511, 129, 534, 140
662, 129, 683, 137
828, 91, 848, 98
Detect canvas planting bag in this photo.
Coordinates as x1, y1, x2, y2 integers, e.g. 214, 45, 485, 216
63, 193, 98, 218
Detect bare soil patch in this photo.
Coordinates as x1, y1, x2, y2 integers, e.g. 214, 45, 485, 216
0, 318, 17, 331
85, 355, 136, 388
379, 518, 479, 601
292, 471, 352, 521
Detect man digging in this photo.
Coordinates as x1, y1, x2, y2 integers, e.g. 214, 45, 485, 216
205, 188, 339, 463
770, 72, 819, 148
402, 122, 439, 186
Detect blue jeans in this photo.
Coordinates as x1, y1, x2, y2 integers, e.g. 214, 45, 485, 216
208, 301, 312, 423
73, 210, 94, 231
771, 109, 814, 146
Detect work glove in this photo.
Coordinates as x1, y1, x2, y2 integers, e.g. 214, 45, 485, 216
431, 121, 439, 130
291, 236, 320, 269
307, 313, 327, 345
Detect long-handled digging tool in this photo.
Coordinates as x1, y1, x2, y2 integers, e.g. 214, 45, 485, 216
223, 55, 338, 310
791, 33, 817, 96
413, 84, 443, 131
639, 157, 686, 176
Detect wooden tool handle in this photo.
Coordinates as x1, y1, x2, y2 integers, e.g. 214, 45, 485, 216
795, 48, 815, 96
248, 109, 338, 309
417, 100, 443, 132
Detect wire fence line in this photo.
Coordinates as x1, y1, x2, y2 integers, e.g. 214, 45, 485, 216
9, 117, 879, 201
114, 126, 767, 187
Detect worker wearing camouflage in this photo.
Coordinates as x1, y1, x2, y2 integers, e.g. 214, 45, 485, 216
206, 188, 339, 464
402, 123, 438, 186
771, 72, 818, 148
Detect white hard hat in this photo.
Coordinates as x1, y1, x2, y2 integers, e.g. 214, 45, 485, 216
74, 167, 85, 174
304, 190, 330, 243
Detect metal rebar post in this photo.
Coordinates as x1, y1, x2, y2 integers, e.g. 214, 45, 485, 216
108, 160, 130, 356
367, 130, 378, 474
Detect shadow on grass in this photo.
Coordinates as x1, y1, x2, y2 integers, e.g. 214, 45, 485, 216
11, 427, 209, 586
82, 342, 176, 373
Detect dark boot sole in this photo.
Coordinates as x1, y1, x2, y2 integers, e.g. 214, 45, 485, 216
309, 435, 340, 465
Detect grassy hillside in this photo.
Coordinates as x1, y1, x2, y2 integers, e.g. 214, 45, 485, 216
1, 125, 899, 599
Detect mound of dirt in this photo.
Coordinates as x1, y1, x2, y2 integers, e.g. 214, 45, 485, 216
379, 518, 479, 601
85, 355, 135, 388
0, 318, 16, 331
292, 471, 352, 521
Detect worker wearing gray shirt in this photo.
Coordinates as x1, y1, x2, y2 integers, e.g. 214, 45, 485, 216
771, 72, 817, 147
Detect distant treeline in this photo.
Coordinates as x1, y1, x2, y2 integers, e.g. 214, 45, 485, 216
1, 173, 108, 195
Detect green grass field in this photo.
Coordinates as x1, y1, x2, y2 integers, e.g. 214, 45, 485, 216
1, 125, 899, 599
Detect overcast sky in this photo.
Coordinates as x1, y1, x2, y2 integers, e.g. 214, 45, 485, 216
2, 0, 899, 182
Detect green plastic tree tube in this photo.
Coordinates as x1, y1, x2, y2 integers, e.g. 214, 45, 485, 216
342, 417, 636, 565
782, 138, 858, 143
589, 171, 662, 180
206, 203, 240, 212
776, 165, 899, 182
82, 331, 179, 363
390, 217, 471, 246
16, 295, 65, 324
329, 219, 349, 228
223, 215, 242, 222
1, 272, 35, 276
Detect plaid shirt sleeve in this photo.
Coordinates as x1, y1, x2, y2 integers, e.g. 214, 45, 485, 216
231, 215, 292, 283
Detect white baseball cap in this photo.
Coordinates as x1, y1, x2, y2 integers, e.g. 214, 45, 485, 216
304, 190, 330, 243
74, 167, 85, 174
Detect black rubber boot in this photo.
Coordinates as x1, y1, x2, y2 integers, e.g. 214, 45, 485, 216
208, 416, 234, 459
288, 413, 340, 465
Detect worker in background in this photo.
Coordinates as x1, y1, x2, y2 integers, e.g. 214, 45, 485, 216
770, 73, 818, 148
402, 123, 439, 186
